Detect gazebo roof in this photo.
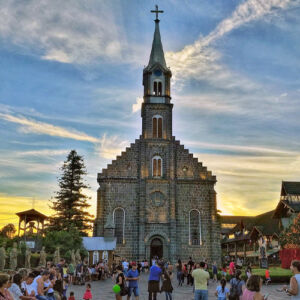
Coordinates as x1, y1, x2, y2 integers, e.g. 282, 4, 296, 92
16, 209, 48, 221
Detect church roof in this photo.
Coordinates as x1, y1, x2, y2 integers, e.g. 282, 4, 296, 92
273, 181, 300, 218
221, 210, 280, 236
16, 209, 48, 221
281, 181, 300, 196
82, 237, 116, 251
146, 20, 167, 70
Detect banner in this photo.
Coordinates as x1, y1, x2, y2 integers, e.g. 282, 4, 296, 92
280, 248, 300, 268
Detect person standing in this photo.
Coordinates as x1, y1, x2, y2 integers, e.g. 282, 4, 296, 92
115, 266, 126, 300
229, 260, 235, 278
215, 278, 229, 300
148, 261, 162, 300
83, 283, 92, 300
229, 270, 245, 300
192, 262, 210, 300
176, 260, 183, 287
126, 262, 139, 300
241, 275, 264, 300
161, 267, 173, 300
283, 260, 300, 300
122, 260, 129, 276
212, 262, 218, 282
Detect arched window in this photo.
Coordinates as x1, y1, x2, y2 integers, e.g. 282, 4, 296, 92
113, 208, 125, 245
189, 209, 201, 246
153, 81, 157, 95
158, 82, 162, 96
152, 115, 162, 138
92, 251, 99, 264
152, 156, 162, 177
153, 80, 162, 96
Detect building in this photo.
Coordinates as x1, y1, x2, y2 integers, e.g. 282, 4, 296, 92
82, 237, 116, 266
221, 211, 280, 264
93, 7, 221, 264
273, 181, 300, 229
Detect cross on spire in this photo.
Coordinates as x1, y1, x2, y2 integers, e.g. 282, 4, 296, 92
151, 5, 164, 21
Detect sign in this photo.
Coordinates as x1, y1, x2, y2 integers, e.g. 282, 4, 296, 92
25, 241, 35, 249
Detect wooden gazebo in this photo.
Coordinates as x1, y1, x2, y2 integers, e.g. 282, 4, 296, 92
16, 209, 47, 237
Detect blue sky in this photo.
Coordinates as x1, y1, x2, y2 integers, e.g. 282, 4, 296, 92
0, 0, 300, 228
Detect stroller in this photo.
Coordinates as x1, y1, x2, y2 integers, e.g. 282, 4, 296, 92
74, 263, 85, 285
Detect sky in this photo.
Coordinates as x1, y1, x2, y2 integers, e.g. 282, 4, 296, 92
0, 0, 300, 229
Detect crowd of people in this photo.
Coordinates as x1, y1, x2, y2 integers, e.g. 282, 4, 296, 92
0, 257, 300, 300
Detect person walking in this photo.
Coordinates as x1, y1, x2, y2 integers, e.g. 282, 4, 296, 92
215, 278, 229, 300
126, 262, 139, 300
176, 260, 183, 287
192, 262, 209, 300
241, 275, 264, 300
115, 266, 126, 300
212, 261, 218, 282
148, 261, 162, 300
229, 270, 245, 300
283, 260, 300, 300
83, 283, 92, 300
161, 267, 173, 300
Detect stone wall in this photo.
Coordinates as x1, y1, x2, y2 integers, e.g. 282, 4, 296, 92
94, 136, 221, 264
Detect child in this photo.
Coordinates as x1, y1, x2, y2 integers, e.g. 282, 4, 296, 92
215, 278, 229, 300
68, 291, 75, 300
221, 264, 227, 279
161, 267, 173, 300
83, 283, 92, 300
265, 268, 271, 285
63, 278, 69, 299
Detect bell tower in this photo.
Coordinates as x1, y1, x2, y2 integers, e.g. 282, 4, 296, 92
142, 5, 173, 140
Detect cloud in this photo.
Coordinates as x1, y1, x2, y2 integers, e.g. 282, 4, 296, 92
16, 149, 69, 157
0, 110, 130, 162
0, 112, 100, 143
0, 0, 128, 64
96, 134, 129, 160
194, 150, 300, 215
187, 141, 297, 156
132, 97, 143, 113
166, 0, 295, 87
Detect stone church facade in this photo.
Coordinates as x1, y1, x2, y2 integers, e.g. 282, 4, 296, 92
94, 12, 221, 264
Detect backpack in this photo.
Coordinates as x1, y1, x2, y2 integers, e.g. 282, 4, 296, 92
229, 278, 240, 300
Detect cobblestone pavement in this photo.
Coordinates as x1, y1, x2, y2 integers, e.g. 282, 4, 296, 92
70, 273, 290, 300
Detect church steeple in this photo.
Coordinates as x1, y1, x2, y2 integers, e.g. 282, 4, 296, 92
147, 18, 167, 69
143, 5, 172, 105
141, 5, 173, 141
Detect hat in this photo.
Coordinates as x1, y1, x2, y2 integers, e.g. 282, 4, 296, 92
131, 262, 137, 266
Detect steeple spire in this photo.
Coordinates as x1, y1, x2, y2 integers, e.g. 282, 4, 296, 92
147, 5, 167, 69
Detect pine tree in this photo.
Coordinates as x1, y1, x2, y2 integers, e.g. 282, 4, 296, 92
48, 150, 94, 235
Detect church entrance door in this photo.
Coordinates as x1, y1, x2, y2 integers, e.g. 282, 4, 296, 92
150, 238, 163, 261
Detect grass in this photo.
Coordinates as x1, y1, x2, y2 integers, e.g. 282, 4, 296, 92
252, 267, 292, 277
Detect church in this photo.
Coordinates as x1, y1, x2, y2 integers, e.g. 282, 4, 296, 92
94, 7, 221, 264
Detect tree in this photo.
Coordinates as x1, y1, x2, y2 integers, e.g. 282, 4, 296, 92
279, 213, 300, 248
43, 227, 87, 261
0, 224, 16, 239
48, 150, 94, 234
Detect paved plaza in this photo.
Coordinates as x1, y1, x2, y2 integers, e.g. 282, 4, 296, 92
70, 273, 290, 300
